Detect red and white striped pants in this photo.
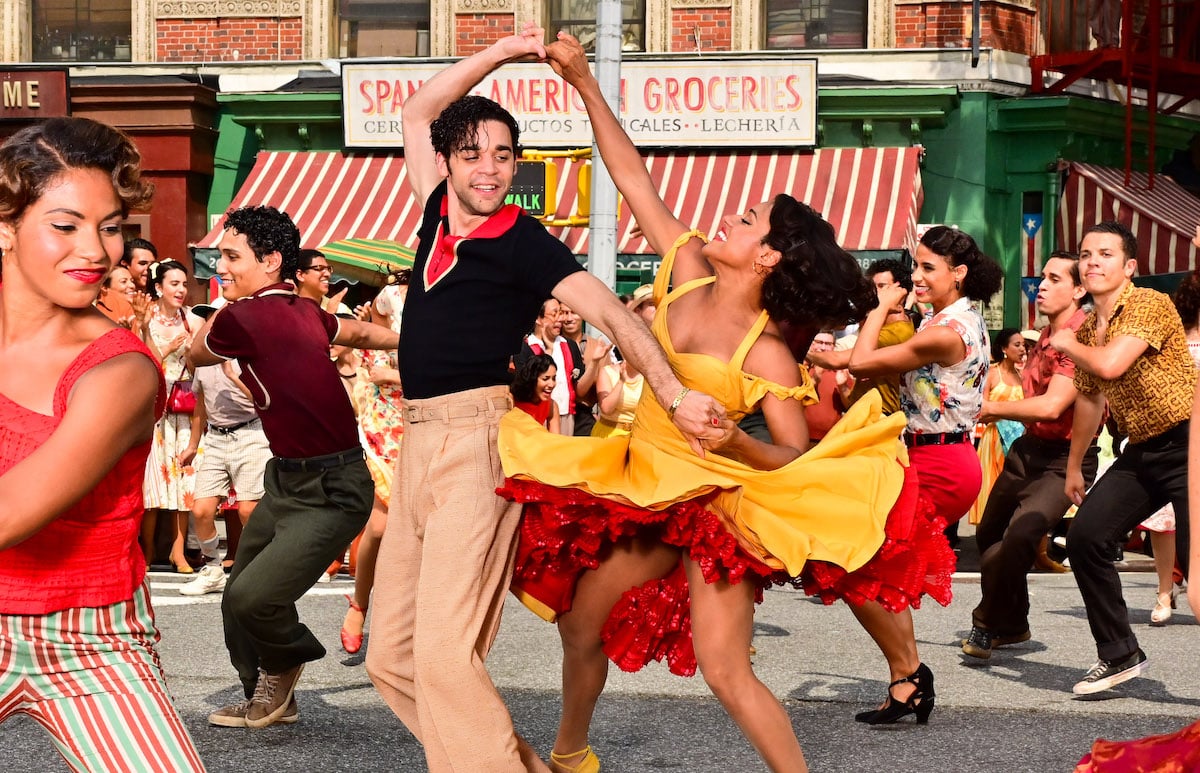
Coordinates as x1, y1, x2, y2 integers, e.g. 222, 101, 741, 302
0, 582, 206, 772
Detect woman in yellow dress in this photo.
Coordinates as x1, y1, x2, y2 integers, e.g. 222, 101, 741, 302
498, 33, 953, 773
968, 328, 1027, 524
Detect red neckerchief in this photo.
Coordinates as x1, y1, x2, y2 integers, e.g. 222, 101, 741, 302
425, 196, 523, 289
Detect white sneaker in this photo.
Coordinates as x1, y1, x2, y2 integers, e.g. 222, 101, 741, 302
180, 565, 227, 596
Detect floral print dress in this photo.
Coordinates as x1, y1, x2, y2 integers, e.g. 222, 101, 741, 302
355, 348, 404, 502
142, 308, 201, 512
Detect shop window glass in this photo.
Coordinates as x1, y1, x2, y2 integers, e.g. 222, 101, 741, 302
340, 0, 430, 57
766, 0, 867, 49
32, 0, 132, 62
549, 0, 646, 52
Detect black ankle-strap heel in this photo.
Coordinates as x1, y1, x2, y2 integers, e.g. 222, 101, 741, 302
862, 662, 936, 726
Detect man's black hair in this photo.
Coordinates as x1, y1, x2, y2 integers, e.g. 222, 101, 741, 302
430, 96, 521, 160
865, 257, 913, 291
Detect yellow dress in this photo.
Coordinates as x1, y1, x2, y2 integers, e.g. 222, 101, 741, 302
967, 378, 1024, 525
500, 230, 908, 579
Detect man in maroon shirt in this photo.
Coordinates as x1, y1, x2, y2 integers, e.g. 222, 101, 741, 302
188, 205, 398, 729
963, 251, 1099, 659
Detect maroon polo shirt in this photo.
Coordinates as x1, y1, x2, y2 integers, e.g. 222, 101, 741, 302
1023, 308, 1087, 442
204, 283, 359, 459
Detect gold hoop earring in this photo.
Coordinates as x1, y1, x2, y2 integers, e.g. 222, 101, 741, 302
754, 262, 767, 276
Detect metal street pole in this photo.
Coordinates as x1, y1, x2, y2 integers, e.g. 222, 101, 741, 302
589, 0, 621, 292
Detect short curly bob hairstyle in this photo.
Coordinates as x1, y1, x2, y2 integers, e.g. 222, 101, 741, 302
0, 117, 152, 224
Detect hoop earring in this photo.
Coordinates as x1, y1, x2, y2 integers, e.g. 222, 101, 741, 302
754, 262, 767, 276
954, 279, 961, 292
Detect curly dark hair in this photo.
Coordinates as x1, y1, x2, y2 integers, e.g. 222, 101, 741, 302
919, 226, 1003, 303
222, 205, 301, 277
760, 194, 878, 329
1173, 271, 1200, 331
1083, 220, 1137, 262
990, 327, 1022, 363
147, 259, 190, 300
0, 117, 152, 225
510, 353, 556, 403
866, 257, 913, 291
430, 96, 521, 160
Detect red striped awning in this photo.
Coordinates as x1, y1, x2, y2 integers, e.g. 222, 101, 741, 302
545, 146, 924, 255
196, 151, 425, 250
198, 146, 924, 257
1057, 162, 1200, 275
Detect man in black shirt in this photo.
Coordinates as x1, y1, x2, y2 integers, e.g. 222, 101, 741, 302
364, 24, 723, 773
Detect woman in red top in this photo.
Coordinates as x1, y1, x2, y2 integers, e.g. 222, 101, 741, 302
0, 117, 206, 771
511, 353, 561, 433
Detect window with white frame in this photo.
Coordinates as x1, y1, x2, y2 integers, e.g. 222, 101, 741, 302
339, 0, 431, 57
766, 0, 867, 49
32, 0, 132, 62
549, 0, 646, 52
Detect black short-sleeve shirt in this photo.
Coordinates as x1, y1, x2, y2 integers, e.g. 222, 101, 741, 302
204, 284, 360, 458
399, 182, 584, 398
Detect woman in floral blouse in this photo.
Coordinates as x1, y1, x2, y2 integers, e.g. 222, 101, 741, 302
845, 225, 1003, 725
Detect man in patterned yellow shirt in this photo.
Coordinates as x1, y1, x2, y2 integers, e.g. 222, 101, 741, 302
1049, 220, 1196, 696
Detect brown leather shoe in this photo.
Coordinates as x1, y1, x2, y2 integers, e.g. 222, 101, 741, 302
209, 696, 299, 728
245, 664, 305, 728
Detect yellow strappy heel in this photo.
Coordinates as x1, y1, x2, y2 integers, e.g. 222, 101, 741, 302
549, 745, 600, 773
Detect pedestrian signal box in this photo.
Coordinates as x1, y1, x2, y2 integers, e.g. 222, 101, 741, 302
507, 160, 557, 219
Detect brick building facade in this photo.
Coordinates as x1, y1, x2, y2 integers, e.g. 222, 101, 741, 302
0, 0, 1043, 64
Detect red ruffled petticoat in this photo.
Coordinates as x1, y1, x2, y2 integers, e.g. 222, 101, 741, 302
498, 463, 955, 678
499, 480, 773, 677
800, 463, 957, 612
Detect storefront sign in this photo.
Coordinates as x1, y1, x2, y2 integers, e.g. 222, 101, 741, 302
343, 59, 816, 149
0, 69, 69, 120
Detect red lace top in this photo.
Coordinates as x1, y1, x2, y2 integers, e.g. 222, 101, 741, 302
0, 328, 165, 614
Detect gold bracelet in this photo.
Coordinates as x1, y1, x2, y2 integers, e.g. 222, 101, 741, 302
667, 386, 691, 419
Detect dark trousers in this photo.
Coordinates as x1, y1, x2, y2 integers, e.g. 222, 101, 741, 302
222, 451, 372, 697
973, 434, 1099, 635
1067, 421, 1190, 662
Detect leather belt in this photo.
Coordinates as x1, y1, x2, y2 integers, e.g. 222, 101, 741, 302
904, 430, 970, 447
274, 448, 364, 472
404, 396, 511, 425
208, 418, 258, 435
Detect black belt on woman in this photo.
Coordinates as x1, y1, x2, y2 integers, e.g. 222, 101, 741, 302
904, 430, 970, 447
209, 418, 258, 435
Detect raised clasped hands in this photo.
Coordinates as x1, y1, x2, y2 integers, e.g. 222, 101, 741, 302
496, 21, 548, 63
670, 389, 727, 457
544, 31, 592, 85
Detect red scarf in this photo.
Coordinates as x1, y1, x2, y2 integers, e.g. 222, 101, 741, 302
425, 196, 522, 288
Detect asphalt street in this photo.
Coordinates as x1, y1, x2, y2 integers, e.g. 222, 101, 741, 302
2, 547, 1196, 773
